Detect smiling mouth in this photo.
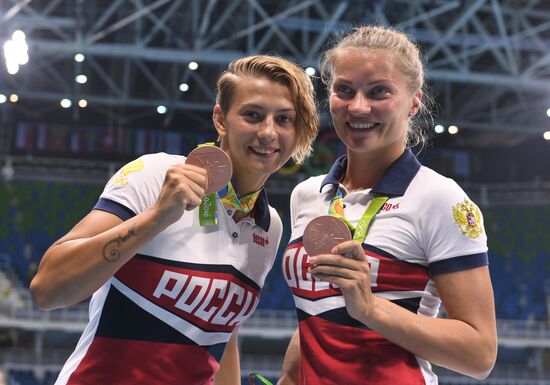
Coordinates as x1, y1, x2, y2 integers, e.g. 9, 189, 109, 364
347, 122, 379, 130
250, 146, 278, 156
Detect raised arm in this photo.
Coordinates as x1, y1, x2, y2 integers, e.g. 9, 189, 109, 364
30, 163, 208, 310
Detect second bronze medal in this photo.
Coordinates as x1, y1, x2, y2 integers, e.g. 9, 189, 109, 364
303, 215, 352, 256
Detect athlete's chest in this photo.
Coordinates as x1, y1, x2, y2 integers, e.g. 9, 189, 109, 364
286, 192, 430, 299
142, 203, 277, 271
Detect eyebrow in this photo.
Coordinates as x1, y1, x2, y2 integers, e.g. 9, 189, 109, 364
334, 77, 393, 86
240, 103, 296, 113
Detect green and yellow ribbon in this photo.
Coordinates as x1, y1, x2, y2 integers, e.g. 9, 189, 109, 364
248, 373, 273, 385
197, 142, 220, 226
196, 142, 262, 226
219, 181, 261, 213
328, 187, 389, 244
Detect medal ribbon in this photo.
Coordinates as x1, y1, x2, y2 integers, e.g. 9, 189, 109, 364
219, 181, 261, 213
197, 142, 220, 226
196, 142, 261, 226
328, 187, 389, 243
248, 373, 273, 385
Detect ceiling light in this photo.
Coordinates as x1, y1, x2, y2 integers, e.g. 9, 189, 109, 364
305, 67, 316, 76
60, 99, 72, 108
12, 30, 26, 43
179, 83, 189, 92
78, 99, 88, 108
434, 124, 445, 134
157, 105, 167, 114
74, 53, 85, 62
9, 94, 18, 103
543, 131, 550, 141
75, 74, 88, 84
0, 94, 6, 103
448, 125, 459, 135
188, 61, 199, 70
3, 30, 29, 75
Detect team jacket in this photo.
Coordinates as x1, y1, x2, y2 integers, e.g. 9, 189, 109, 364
55, 152, 282, 385
283, 149, 489, 385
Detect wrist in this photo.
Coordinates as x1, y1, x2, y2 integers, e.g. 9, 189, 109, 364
146, 204, 179, 230
356, 294, 383, 327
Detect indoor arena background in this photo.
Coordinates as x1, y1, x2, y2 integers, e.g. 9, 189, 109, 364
1, 1, 550, 384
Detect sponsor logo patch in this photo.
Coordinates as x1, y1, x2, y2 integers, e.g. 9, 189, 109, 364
252, 233, 269, 247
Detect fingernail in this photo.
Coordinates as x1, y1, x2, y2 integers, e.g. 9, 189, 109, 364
307, 257, 316, 264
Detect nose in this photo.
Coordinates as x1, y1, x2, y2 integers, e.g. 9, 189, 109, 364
348, 93, 371, 115
257, 116, 277, 144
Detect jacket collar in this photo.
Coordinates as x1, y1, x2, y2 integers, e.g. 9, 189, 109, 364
218, 186, 271, 232
320, 148, 421, 197
252, 188, 270, 232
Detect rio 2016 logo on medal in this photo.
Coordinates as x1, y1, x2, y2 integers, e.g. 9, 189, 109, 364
452, 198, 484, 239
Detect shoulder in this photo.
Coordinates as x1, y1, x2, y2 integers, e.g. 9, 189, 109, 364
291, 175, 326, 202
117, 152, 185, 181
408, 166, 487, 255
105, 152, 184, 195
138, 152, 186, 170
266, 205, 283, 232
410, 166, 469, 204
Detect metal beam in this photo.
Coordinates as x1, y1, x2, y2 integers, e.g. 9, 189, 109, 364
426, 0, 487, 60
86, 0, 174, 45
427, 69, 550, 92
0, 89, 213, 111
1, 0, 32, 22
208, 0, 316, 51
30, 40, 244, 64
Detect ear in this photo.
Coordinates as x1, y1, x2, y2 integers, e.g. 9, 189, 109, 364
408, 90, 423, 118
212, 104, 227, 140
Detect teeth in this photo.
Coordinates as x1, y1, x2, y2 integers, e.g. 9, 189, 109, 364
349, 122, 376, 129
253, 147, 275, 154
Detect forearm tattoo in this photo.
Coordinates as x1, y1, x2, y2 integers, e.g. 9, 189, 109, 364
102, 227, 136, 262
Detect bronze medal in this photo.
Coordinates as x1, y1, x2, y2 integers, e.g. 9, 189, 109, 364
186, 146, 232, 194
302, 215, 352, 256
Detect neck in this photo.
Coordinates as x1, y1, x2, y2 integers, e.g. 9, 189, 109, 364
341, 147, 405, 192
231, 173, 265, 197
222, 143, 266, 197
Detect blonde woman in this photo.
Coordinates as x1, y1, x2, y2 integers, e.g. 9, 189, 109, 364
278, 25, 497, 385
31, 54, 319, 385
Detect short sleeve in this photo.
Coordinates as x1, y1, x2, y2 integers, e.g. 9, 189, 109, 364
289, 183, 302, 230
94, 153, 180, 220
419, 177, 488, 275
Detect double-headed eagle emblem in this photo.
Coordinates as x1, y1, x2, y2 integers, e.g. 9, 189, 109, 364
452, 198, 484, 239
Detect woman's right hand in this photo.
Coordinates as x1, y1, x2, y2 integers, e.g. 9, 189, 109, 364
153, 163, 209, 225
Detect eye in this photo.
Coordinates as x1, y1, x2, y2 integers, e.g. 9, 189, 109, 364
276, 114, 295, 125
334, 83, 354, 97
242, 110, 262, 121
370, 85, 390, 98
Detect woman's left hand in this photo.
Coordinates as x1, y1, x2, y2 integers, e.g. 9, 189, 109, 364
308, 240, 375, 322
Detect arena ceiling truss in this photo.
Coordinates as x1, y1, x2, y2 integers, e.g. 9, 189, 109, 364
1, 0, 550, 146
